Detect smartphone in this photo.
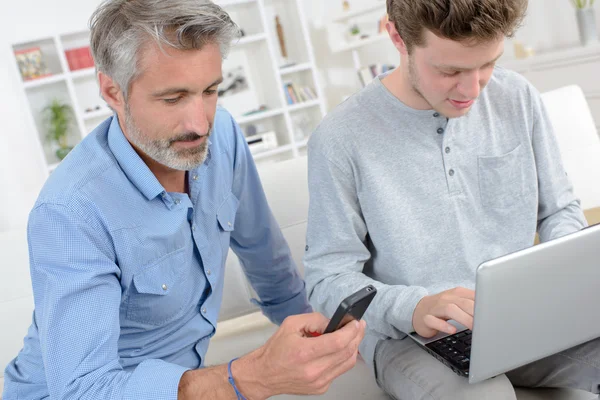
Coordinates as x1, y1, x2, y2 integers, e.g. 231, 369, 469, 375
323, 285, 377, 334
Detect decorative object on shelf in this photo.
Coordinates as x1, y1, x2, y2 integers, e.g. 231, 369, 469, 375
44, 99, 74, 160
571, 0, 598, 46
242, 105, 269, 116
245, 124, 258, 137
357, 63, 395, 87
513, 40, 535, 59
218, 52, 259, 118
343, 0, 350, 11
291, 113, 313, 142
85, 105, 103, 113
347, 24, 361, 42
14, 47, 50, 81
246, 131, 278, 154
275, 15, 288, 62
65, 46, 95, 71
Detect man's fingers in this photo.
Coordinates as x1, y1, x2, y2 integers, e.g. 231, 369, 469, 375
306, 319, 363, 359
455, 298, 475, 318
288, 313, 331, 336
440, 303, 474, 330
423, 314, 456, 335
454, 287, 476, 301
308, 331, 362, 390
318, 347, 359, 389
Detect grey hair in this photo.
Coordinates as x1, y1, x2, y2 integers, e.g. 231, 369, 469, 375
89, 0, 240, 99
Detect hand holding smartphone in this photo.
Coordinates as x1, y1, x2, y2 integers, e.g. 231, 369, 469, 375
309, 285, 377, 337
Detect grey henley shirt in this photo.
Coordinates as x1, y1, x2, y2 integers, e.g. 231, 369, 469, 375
304, 67, 587, 370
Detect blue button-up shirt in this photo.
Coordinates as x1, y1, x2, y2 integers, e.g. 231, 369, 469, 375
3, 108, 311, 400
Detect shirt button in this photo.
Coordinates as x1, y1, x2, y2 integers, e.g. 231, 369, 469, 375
437, 128, 444, 134
162, 284, 168, 291
192, 225, 196, 231
174, 199, 181, 205
449, 169, 455, 177
192, 175, 198, 181
202, 308, 207, 314
206, 269, 211, 276
433, 112, 440, 117
445, 147, 451, 154
228, 222, 232, 228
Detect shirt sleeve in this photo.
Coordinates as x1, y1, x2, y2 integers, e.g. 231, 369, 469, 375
529, 86, 588, 242
28, 201, 189, 400
304, 131, 428, 337
228, 118, 312, 325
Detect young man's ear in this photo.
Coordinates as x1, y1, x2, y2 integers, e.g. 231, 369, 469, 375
386, 21, 409, 56
98, 71, 125, 113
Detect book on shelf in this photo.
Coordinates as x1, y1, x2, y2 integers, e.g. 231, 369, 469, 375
282, 81, 317, 105
65, 46, 95, 72
357, 63, 395, 87
14, 47, 51, 81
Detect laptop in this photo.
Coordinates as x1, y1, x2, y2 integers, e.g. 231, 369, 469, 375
408, 223, 600, 384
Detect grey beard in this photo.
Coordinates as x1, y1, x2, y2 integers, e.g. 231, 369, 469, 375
124, 107, 210, 171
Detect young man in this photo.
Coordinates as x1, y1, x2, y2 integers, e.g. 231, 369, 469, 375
305, 0, 599, 399
2, 1, 365, 399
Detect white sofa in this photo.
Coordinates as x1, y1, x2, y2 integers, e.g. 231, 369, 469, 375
1, 85, 599, 399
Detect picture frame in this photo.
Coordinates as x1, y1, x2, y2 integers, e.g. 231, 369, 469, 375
218, 52, 259, 118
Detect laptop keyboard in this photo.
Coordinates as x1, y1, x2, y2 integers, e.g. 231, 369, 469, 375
425, 330, 472, 376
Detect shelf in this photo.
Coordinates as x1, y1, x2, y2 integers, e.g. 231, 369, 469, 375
279, 62, 312, 76
48, 162, 60, 172
286, 99, 321, 112
235, 33, 267, 46
499, 42, 600, 73
253, 144, 294, 161
82, 108, 112, 121
69, 67, 96, 79
296, 138, 309, 148
23, 73, 66, 89
237, 108, 285, 125
332, 33, 388, 53
331, 2, 386, 23
217, 0, 256, 6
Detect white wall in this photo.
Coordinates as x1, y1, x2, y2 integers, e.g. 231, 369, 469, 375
1, 0, 600, 232
305, 0, 600, 108
0, 0, 103, 232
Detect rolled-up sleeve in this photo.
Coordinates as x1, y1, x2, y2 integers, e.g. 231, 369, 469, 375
227, 118, 312, 325
529, 87, 587, 241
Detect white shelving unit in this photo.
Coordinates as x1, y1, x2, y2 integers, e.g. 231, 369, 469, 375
221, 0, 327, 163
12, 0, 326, 176
326, 0, 388, 69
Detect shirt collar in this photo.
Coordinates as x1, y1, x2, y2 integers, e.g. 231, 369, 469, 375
107, 115, 166, 201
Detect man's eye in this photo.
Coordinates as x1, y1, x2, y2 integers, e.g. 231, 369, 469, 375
441, 71, 459, 77
205, 90, 217, 95
163, 97, 181, 104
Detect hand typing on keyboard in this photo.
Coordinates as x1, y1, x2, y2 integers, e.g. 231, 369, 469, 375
411, 287, 475, 338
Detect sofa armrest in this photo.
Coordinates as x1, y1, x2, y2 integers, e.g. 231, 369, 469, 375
584, 207, 600, 226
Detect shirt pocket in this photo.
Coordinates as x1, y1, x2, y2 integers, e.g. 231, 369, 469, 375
478, 144, 525, 210
127, 247, 191, 326
216, 192, 240, 258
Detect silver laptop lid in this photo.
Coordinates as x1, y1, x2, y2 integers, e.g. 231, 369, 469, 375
469, 224, 600, 384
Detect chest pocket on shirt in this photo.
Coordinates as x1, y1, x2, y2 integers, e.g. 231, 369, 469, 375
127, 248, 192, 326
216, 193, 239, 259
478, 144, 525, 210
